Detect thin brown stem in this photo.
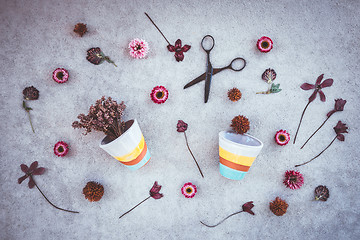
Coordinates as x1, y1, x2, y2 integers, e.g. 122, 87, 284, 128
293, 101, 311, 144
184, 132, 204, 178
31, 176, 79, 213
295, 136, 337, 167
27, 111, 35, 133
119, 196, 150, 219
144, 12, 170, 45
300, 116, 330, 149
200, 211, 243, 228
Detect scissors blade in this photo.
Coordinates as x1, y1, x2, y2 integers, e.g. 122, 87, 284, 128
184, 72, 207, 89
204, 64, 213, 103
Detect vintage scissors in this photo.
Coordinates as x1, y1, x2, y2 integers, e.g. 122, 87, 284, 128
184, 35, 246, 103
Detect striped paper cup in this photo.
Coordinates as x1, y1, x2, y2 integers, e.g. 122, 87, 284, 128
100, 119, 150, 170
219, 131, 263, 180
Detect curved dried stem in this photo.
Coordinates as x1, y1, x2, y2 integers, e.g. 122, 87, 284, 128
184, 132, 204, 178
293, 101, 311, 144
200, 211, 243, 228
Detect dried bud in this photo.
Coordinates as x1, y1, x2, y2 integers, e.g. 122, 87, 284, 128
23, 86, 39, 100
314, 185, 329, 201
177, 120, 188, 132
262, 69, 276, 84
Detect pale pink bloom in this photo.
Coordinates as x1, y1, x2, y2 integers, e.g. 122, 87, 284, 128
129, 38, 149, 59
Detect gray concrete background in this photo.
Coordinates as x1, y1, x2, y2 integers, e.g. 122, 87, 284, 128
1, 0, 359, 239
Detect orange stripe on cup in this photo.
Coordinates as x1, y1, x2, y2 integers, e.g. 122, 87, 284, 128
120, 142, 148, 166
219, 157, 250, 172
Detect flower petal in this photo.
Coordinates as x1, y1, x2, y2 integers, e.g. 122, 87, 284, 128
151, 193, 163, 199
308, 90, 317, 102
175, 52, 184, 62
316, 74, 324, 85
182, 45, 191, 52
175, 39, 182, 48
29, 161, 38, 171
18, 175, 28, 184
167, 45, 175, 52
319, 90, 326, 102
337, 134, 345, 141
33, 167, 45, 175
20, 164, 29, 173
300, 83, 315, 90
320, 79, 334, 88
28, 177, 35, 189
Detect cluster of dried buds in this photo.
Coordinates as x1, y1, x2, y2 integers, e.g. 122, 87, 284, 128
72, 96, 126, 141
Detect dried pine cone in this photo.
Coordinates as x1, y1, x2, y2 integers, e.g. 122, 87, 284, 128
269, 197, 288, 216
74, 23, 87, 37
23, 86, 39, 100
227, 88, 242, 102
83, 181, 104, 202
314, 185, 329, 201
231, 115, 250, 134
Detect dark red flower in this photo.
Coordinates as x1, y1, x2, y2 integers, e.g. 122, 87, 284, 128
177, 120, 188, 132
23, 86, 39, 100
300, 74, 333, 102
334, 121, 348, 141
18, 161, 45, 189
149, 181, 163, 199
327, 98, 347, 117
167, 39, 191, 62
242, 201, 255, 215
86, 47, 117, 67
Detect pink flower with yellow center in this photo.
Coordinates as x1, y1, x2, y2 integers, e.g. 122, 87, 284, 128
54, 141, 69, 157
275, 130, 290, 146
129, 39, 149, 59
150, 86, 169, 104
181, 182, 197, 198
257, 36, 273, 53
52, 68, 69, 83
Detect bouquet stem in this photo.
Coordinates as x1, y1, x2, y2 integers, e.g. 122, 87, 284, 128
144, 12, 170, 45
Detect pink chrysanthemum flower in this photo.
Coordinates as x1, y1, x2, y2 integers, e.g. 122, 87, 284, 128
275, 130, 290, 146
257, 36, 273, 53
150, 86, 169, 104
52, 68, 69, 83
181, 182, 197, 198
129, 39, 149, 59
283, 170, 304, 190
54, 141, 69, 157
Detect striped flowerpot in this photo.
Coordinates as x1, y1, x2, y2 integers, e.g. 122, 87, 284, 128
100, 119, 150, 170
219, 131, 263, 180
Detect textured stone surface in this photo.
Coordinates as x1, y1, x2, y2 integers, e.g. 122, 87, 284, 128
0, 0, 359, 239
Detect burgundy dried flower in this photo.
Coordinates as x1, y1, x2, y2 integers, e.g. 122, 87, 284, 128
177, 120, 204, 178
262, 69, 277, 84
23, 86, 39, 100
314, 185, 330, 201
269, 197, 288, 216
293, 74, 334, 144
18, 161, 79, 213
73, 23, 87, 37
83, 181, 104, 202
301, 98, 347, 149
145, 13, 191, 62
227, 88, 242, 102
119, 181, 163, 219
200, 201, 255, 228
296, 121, 348, 167
231, 115, 250, 134
86, 47, 117, 67
283, 170, 304, 190
72, 96, 126, 142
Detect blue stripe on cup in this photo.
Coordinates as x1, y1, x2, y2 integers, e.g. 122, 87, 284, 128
219, 163, 247, 180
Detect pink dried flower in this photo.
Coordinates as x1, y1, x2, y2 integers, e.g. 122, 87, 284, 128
119, 181, 163, 219
54, 141, 69, 157
181, 182, 197, 198
283, 170, 304, 190
275, 130, 290, 146
52, 68, 69, 83
257, 36, 273, 53
177, 120, 188, 132
129, 39, 149, 59
167, 39, 191, 62
150, 86, 169, 104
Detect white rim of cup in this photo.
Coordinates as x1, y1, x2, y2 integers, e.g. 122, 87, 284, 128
219, 131, 263, 150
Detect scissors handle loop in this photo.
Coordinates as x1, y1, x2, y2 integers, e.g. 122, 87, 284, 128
201, 35, 215, 52
228, 57, 246, 71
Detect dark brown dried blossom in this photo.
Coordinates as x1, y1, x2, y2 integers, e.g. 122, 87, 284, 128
227, 88, 242, 102
314, 185, 329, 201
23, 86, 39, 100
74, 23, 87, 37
72, 96, 126, 141
231, 115, 250, 134
83, 181, 104, 202
269, 197, 288, 216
